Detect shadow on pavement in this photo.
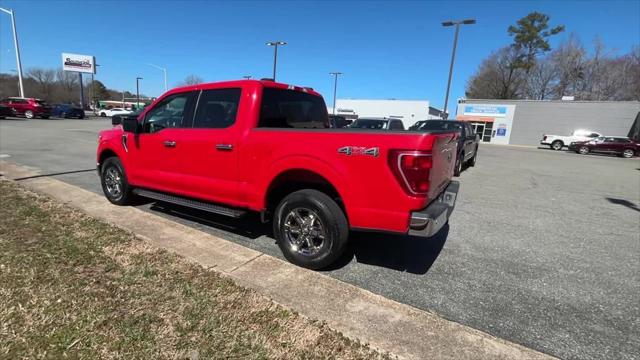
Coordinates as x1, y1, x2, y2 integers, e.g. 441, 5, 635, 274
326, 224, 450, 274
14, 168, 96, 181
606, 197, 640, 213
141, 200, 449, 274
148, 202, 271, 240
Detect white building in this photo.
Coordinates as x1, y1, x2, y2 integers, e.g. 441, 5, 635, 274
329, 99, 440, 128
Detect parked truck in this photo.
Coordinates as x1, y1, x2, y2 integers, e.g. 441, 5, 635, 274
97, 80, 460, 269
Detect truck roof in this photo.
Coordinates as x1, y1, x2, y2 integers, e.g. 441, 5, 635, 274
170, 79, 322, 97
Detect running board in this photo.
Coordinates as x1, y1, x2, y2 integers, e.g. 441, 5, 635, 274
133, 188, 246, 218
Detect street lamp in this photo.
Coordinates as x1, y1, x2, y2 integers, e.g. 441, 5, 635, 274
329, 72, 342, 115
266, 41, 286, 81
243, 75, 252, 80
0, 7, 24, 98
148, 63, 167, 93
441, 19, 476, 119
136, 77, 143, 109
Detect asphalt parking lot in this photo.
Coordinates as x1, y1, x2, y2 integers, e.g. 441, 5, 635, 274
1, 117, 638, 360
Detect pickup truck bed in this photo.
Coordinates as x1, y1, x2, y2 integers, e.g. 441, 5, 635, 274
97, 80, 459, 269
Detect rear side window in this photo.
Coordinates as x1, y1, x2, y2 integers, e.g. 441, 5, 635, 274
390, 120, 404, 130
193, 88, 241, 129
258, 88, 328, 129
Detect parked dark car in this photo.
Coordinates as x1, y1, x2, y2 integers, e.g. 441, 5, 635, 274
51, 104, 85, 119
569, 136, 639, 158
348, 117, 405, 130
328, 115, 353, 128
0, 104, 13, 119
0, 97, 51, 119
409, 120, 479, 176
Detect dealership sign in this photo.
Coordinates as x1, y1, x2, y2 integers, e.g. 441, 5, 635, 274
61, 53, 96, 74
463, 105, 507, 117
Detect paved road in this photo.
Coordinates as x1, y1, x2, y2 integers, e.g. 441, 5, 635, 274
1, 118, 639, 360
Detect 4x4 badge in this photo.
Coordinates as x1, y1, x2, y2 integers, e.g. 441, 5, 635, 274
338, 146, 379, 157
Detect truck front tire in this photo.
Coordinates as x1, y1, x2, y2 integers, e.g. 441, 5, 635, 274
273, 189, 348, 270
551, 140, 563, 151
100, 157, 134, 205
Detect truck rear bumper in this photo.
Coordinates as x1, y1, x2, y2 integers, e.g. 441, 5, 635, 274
408, 181, 459, 238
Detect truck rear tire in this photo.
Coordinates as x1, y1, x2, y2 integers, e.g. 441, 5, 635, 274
468, 148, 478, 167
454, 153, 463, 177
551, 140, 563, 151
273, 189, 348, 270
100, 157, 134, 205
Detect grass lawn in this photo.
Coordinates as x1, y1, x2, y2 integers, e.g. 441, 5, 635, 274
0, 180, 389, 359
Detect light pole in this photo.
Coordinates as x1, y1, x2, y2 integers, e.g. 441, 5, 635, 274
136, 77, 143, 109
329, 72, 342, 115
0, 7, 24, 98
266, 41, 286, 81
148, 63, 167, 93
243, 75, 252, 80
441, 19, 475, 119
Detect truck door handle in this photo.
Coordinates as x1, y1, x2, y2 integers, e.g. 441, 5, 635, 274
163, 140, 176, 148
216, 144, 233, 151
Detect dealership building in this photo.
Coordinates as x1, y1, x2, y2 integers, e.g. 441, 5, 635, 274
455, 99, 640, 146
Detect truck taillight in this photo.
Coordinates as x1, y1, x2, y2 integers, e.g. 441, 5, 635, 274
388, 150, 432, 196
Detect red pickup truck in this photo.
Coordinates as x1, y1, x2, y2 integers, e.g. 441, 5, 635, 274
97, 80, 459, 269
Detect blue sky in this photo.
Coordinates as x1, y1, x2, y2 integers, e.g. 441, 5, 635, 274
0, 0, 638, 111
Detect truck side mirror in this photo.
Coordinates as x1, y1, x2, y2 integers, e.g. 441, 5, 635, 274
122, 117, 139, 134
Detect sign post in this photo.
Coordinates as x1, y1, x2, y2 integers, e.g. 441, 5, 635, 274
61, 52, 95, 109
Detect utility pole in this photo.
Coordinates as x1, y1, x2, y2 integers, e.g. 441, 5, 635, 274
329, 72, 342, 115
441, 19, 476, 119
0, 7, 24, 97
266, 41, 286, 81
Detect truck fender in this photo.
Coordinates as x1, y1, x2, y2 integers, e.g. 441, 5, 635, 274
260, 156, 349, 212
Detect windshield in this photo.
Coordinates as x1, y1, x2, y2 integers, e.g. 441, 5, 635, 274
415, 120, 462, 131
350, 119, 387, 129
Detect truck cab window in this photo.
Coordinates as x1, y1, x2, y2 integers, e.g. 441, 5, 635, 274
144, 93, 194, 133
193, 88, 241, 129
258, 88, 328, 129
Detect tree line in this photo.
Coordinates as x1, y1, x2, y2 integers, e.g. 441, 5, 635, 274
0, 70, 205, 106
466, 12, 640, 101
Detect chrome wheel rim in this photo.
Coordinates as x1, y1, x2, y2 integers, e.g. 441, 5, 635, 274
104, 166, 123, 199
283, 207, 326, 257
623, 150, 633, 158
579, 147, 588, 154
552, 142, 562, 150
25, 110, 33, 119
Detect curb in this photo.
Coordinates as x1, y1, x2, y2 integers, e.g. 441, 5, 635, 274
0, 160, 554, 360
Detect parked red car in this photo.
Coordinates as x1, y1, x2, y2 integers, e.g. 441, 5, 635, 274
0, 97, 52, 119
97, 79, 460, 269
569, 136, 639, 158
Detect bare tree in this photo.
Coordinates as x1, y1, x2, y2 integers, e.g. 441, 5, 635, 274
466, 46, 525, 99
551, 34, 586, 99
180, 75, 204, 86
26, 67, 56, 99
524, 57, 557, 100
